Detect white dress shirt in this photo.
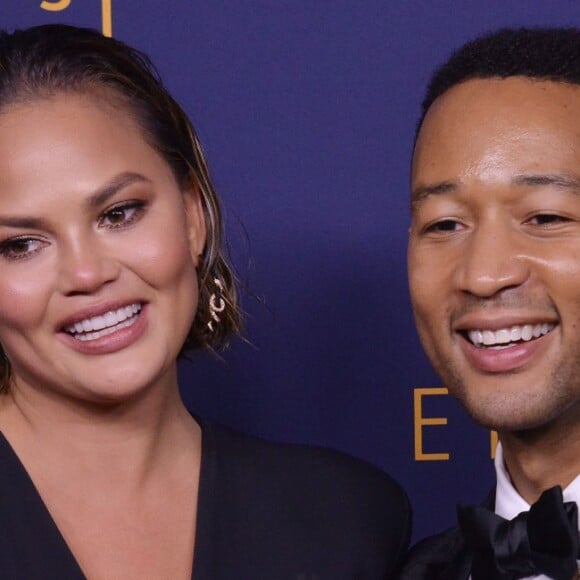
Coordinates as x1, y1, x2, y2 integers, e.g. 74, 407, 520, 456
469, 442, 580, 580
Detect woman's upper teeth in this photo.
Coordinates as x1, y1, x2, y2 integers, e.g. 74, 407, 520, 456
66, 303, 141, 334
468, 323, 555, 346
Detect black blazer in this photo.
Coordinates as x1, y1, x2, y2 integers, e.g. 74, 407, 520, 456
397, 494, 495, 580
0, 419, 411, 579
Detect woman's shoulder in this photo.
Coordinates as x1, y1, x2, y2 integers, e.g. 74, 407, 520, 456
203, 418, 404, 485
194, 418, 411, 577
198, 417, 411, 546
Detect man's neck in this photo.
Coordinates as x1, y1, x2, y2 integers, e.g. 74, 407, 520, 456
499, 404, 580, 504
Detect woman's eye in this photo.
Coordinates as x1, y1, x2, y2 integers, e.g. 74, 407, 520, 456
0, 237, 45, 261
99, 201, 145, 229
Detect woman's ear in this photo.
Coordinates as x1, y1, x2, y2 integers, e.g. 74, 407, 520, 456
182, 188, 207, 267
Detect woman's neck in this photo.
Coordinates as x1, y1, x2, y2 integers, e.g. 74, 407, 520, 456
0, 370, 200, 492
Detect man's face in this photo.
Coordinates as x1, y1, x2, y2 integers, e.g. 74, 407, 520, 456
408, 77, 580, 431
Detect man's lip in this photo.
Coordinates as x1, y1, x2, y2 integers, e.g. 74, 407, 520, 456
57, 300, 146, 331
453, 313, 559, 332
458, 329, 555, 373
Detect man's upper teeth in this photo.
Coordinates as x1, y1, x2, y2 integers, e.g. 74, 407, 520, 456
66, 303, 141, 334
468, 323, 554, 346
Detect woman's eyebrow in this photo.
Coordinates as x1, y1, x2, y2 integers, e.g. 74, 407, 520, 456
88, 171, 152, 208
0, 215, 48, 229
0, 172, 153, 229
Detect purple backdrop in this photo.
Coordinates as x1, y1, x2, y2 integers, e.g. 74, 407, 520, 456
3, 0, 578, 542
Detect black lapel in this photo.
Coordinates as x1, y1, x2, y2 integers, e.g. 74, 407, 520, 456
438, 490, 495, 580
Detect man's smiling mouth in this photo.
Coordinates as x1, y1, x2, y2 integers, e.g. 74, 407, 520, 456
464, 323, 556, 349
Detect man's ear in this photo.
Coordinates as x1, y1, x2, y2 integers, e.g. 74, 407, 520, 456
182, 188, 207, 267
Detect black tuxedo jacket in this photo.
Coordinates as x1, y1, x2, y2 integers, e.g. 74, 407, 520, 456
397, 494, 495, 580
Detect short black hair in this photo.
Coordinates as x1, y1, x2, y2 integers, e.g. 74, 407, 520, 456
419, 27, 580, 130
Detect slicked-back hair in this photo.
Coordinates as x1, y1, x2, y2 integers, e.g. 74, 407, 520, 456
0, 24, 242, 392
418, 27, 580, 134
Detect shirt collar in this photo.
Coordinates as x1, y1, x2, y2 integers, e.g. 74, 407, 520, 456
494, 442, 580, 530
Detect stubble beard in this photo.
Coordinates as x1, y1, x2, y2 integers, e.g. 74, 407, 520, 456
432, 350, 580, 434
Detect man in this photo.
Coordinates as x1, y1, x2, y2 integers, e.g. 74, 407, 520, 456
401, 28, 580, 580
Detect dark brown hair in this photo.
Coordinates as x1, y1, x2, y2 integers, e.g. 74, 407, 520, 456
0, 24, 241, 391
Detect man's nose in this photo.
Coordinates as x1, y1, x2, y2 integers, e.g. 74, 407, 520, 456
455, 220, 530, 298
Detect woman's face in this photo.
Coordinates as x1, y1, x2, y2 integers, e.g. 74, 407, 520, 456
0, 92, 205, 404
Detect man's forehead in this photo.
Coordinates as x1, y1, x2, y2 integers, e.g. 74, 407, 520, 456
412, 77, 580, 194
417, 76, 580, 137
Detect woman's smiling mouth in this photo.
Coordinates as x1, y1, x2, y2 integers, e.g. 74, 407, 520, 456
65, 303, 143, 342
64, 302, 143, 342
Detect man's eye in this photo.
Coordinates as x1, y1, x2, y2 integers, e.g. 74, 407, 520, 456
527, 213, 570, 226
0, 237, 45, 261
99, 201, 145, 228
425, 219, 462, 233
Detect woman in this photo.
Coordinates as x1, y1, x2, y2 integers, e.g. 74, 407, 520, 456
0, 24, 410, 579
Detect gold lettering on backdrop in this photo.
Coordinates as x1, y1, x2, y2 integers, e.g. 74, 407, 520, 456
413, 387, 498, 461
40, 0, 71, 10
414, 387, 450, 461
40, 1, 113, 37
102, 0, 112, 37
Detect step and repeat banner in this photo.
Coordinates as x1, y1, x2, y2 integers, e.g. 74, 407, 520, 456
2, 1, 577, 542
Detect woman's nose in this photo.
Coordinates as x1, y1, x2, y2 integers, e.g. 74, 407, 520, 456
58, 235, 119, 296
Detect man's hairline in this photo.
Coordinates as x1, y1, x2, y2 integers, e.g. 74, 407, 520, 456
410, 73, 580, 204
414, 73, 580, 151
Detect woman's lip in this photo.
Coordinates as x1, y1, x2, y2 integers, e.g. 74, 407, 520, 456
58, 304, 147, 355
57, 300, 145, 331
458, 328, 555, 373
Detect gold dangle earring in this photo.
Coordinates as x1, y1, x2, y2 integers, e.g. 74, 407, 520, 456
207, 278, 226, 332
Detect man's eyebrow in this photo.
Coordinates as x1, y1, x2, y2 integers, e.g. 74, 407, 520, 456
511, 173, 580, 192
411, 181, 457, 205
88, 171, 152, 208
410, 172, 580, 208
0, 172, 152, 230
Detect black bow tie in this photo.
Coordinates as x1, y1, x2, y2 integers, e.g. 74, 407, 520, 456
458, 486, 579, 580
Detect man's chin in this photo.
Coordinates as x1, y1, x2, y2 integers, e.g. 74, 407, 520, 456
459, 393, 570, 434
